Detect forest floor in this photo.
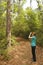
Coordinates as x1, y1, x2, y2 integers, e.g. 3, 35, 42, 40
0, 37, 43, 65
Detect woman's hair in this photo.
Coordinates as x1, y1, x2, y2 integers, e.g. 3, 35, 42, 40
32, 32, 36, 36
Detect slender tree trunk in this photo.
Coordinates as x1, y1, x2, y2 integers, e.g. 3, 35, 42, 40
6, 0, 11, 47
30, 0, 32, 8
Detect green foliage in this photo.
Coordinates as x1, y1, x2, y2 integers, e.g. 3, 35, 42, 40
0, 1, 8, 59
12, 8, 38, 38
0, 49, 11, 61
12, 21, 29, 38
36, 29, 43, 47
25, 8, 38, 31
11, 36, 20, 46
0, 1, 6, 40
0, 38, 7, 49
36, 10, 43, 47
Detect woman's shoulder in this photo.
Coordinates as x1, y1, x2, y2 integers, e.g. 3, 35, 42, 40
32, 36, 36, 39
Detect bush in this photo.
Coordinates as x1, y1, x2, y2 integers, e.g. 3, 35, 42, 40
36, 30, 43, 47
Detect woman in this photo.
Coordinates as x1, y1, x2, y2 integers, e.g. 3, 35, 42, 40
28, 32, 37, 62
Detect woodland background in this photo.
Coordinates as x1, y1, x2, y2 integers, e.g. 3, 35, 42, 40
0, 0, 43, 61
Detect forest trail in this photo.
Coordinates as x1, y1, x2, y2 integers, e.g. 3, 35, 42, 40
0, 37, 43, 65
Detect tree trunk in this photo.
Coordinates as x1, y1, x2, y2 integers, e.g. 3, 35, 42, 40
30, 0, 32, 8
6, 0, 11, 47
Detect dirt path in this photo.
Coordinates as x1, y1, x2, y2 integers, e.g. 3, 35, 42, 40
0, 37, 43, 65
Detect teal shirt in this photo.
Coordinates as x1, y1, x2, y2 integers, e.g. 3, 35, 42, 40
31, 36, 36, 46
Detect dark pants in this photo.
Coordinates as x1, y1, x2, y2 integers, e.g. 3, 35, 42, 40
31, 46, 36, 62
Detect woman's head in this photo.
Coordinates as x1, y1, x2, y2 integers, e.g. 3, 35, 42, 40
32, 32, 36, 36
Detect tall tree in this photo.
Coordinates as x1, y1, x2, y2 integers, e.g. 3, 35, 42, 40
6, 0, 11, 47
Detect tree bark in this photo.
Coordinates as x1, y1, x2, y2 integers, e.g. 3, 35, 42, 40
6, 0, 11, 47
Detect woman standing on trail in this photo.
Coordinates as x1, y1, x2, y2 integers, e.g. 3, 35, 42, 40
28, 32, 37, 62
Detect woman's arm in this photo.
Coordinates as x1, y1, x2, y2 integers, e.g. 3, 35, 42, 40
28, 32, 32, 38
